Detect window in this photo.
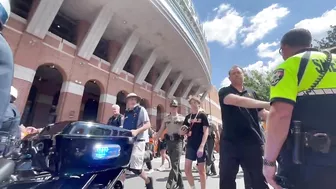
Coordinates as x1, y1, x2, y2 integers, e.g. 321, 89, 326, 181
49, 13, 78, 44
123, 56, 133, 73
145, 68, 154, 84
11, 0, 33, 19
93, 38, 109, 61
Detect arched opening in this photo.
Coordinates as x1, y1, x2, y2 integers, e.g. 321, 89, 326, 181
116, 91, 127, 114
156, 105, 164, 131
80, 80, 101, 122
21, 65, 63, 127
140, 98, 150, 109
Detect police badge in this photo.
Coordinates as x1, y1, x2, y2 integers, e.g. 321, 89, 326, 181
271, 68, 284, 86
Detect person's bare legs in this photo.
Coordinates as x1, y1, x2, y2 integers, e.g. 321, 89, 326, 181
160, 149, 166, 166
119, 172, 126, 184
184, 159, 195, 188
197, 162, 207, 189
139, 171, 151, 184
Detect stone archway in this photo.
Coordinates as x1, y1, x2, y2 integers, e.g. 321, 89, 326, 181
21, 64, 64, 127
80, 80, 101, 122
116, 91, 128, 114
140, 98, 150, 109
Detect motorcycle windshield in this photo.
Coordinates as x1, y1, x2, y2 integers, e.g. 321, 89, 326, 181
61, 122, 132, 137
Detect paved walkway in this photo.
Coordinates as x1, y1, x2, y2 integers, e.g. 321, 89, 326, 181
124, 154, 247, 189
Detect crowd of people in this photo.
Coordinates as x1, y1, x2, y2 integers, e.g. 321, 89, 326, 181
106, 93, 221, 189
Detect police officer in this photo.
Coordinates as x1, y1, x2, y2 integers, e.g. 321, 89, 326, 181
0, 0, 14, 130
263, 28, 336, 189
206, 116, 220, 176
155, 100, 185, 189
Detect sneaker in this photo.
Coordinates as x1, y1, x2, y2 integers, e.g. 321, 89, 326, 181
146, 177, 154, 189
146, 169, 154, 174
157, 166, 166, 171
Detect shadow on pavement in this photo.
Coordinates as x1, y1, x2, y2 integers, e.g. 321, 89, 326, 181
156, 175, 200, 182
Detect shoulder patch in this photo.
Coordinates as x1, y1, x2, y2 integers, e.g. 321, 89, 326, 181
271, 68, 284, 86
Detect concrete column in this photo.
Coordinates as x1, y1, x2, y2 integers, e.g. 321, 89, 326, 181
200, 89, 209, 101
167, 72, 183, 98
12, 64, 36, 112
110, 31, 140, 74
135, 50, 157, 84
26, 0, 64, 39
56, 81, 84, 122
77, 3, 114, 60
182, 80, 194, 99
153, 63, 172, 92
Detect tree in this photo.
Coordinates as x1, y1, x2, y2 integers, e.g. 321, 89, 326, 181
244, 70, 272, 101
315, 25, 336, 49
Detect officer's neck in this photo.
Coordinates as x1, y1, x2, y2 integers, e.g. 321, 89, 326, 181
171, 112, 178, 116
231, 83, 244, 92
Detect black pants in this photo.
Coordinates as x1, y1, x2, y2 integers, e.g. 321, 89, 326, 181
145, 161, 152, 170
206, 137, 217, 174
219, 140, 268, 189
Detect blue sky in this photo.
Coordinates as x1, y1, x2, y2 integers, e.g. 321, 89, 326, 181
192, 0, 336, 88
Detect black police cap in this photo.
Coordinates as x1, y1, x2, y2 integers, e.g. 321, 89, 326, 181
281, 28, 312, 47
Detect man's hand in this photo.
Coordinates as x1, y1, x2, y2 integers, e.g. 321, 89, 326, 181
197, 146, 204, 158
263, 165, 281, 189
131, 130, 138, 137
263, 102, 271, 110
179, 125, 189, 135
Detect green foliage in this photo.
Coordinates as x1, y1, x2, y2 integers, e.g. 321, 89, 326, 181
315, 25, 336, 49
243, 70, 272, 101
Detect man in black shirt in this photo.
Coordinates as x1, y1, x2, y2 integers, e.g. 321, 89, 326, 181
180, 96, 209, 189
218, 66, 270, 189
107, 104, 123, 127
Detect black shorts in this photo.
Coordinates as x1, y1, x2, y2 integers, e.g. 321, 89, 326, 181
185, 147, 206, 163
159, 141, 167, 150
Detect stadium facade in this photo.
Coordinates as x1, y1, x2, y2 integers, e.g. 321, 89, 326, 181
4, 0, 222, 130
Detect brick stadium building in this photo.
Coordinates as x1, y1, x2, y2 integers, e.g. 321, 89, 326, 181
5, 0, 222, 130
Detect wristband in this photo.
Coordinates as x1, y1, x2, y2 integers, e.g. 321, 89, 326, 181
263, 158, 276, 167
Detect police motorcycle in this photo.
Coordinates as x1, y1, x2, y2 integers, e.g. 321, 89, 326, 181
0, 121, 134, 189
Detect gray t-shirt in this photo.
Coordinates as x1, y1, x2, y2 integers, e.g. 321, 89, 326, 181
136, 106, 150, 142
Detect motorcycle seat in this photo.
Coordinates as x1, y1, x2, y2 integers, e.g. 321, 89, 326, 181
0, 158, 15, 182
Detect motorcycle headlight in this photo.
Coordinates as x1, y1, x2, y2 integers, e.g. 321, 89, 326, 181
92, 143, 121, 160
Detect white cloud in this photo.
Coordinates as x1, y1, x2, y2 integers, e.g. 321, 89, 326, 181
220, 41, 283, 87
203, 4, 244, 47
240, 4, 289, 46
221, 77, 231, 87
295, 8, 336, 41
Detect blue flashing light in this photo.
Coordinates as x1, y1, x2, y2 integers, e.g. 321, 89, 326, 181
92, 144, 121, 160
